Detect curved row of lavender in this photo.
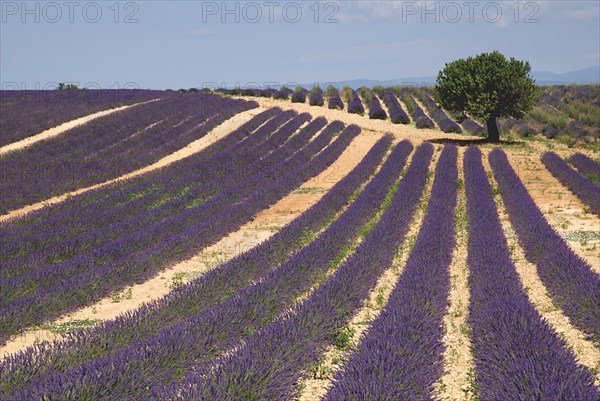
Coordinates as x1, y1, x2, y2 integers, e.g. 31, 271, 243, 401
461, 118, 486, 135
7, 124, 367, 400
347, 90, 366, 115
159, 144, 433, 401
381, 89, 410, 124
0, 109, 298, 340
570, 152, 600, 179
466, 147, 598, 400
0, 110, 302, 282
0, 112, 315, 307
0, 134, 394, 394
500, 117, 535, 137
327, 87, 344, 110
309, 88, 325, 106
360, 89, 387, 120
541, 151, 600, 216
2, 109, 314, 296
1, 107, 287, 244
397, 90, 435, 129
0, 94, 257, 213
490, 149, 600, 343
0, 89, 168, 147
324, 144, 457, 400
291, 88, 309, 103
0, 112, 359, 343
418, 94, 463, 133
274, 87, 294, 100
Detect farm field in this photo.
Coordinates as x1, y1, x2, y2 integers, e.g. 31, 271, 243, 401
0, 88, 599, 400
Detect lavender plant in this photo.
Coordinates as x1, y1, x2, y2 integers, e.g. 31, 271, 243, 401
324, 145, 457, 400
490, 148, 600, 342
0, 134, 393, 394
465, 147, 597, 399
542, 151, 600, 215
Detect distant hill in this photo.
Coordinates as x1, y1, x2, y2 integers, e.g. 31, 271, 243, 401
303, 66, 599, 89
531, 66, 600, 85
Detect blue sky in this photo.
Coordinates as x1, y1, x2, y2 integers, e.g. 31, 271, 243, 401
1, 1, 599, 89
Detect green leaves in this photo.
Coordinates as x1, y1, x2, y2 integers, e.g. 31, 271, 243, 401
434, 51, 539, 140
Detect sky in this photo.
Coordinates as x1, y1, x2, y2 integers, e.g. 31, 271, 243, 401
1, 0, 599, 89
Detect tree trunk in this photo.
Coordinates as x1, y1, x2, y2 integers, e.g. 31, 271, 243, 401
486, 116, 500, 143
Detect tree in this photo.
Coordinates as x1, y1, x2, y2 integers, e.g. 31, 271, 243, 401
58, 83, 78, 90
434, 51, 539, 142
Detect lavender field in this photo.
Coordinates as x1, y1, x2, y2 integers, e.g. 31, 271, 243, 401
0, 87, 599, 401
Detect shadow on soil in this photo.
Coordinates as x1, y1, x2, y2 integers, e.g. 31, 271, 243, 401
427, 138, 524, 147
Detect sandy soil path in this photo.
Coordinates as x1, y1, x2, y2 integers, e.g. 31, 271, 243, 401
436, 147, 476, 400
0, 107, 264, 222
0, 99, 161, 156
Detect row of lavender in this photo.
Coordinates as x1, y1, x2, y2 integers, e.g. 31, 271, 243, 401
415, 92, 463, 133
0, 108, 289, 340
0, 89, 168, 147
161, 143, 433, 401
4, 137, 412, 399
221, 85, 488, 135
396, 90, 435, 129
3, 142, 598, 399
380, 89, 410, 124
220, 84, 600, 142
0, 94, 257, 213
167, 146, 597, 400
326, 147, 599, 400
541, 151, 600, 216
570, 152, 600, 179
0, 110, 359, 343
324, 144, 457, 399
491, 149, 600, 343
0, 111, 308, 299
0, 133, 394, 394
1, 108, 295, 267
465, 147, 597, 399
357, 88, 387, 120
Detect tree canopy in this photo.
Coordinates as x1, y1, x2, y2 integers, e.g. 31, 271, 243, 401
434, 51, 539, 142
